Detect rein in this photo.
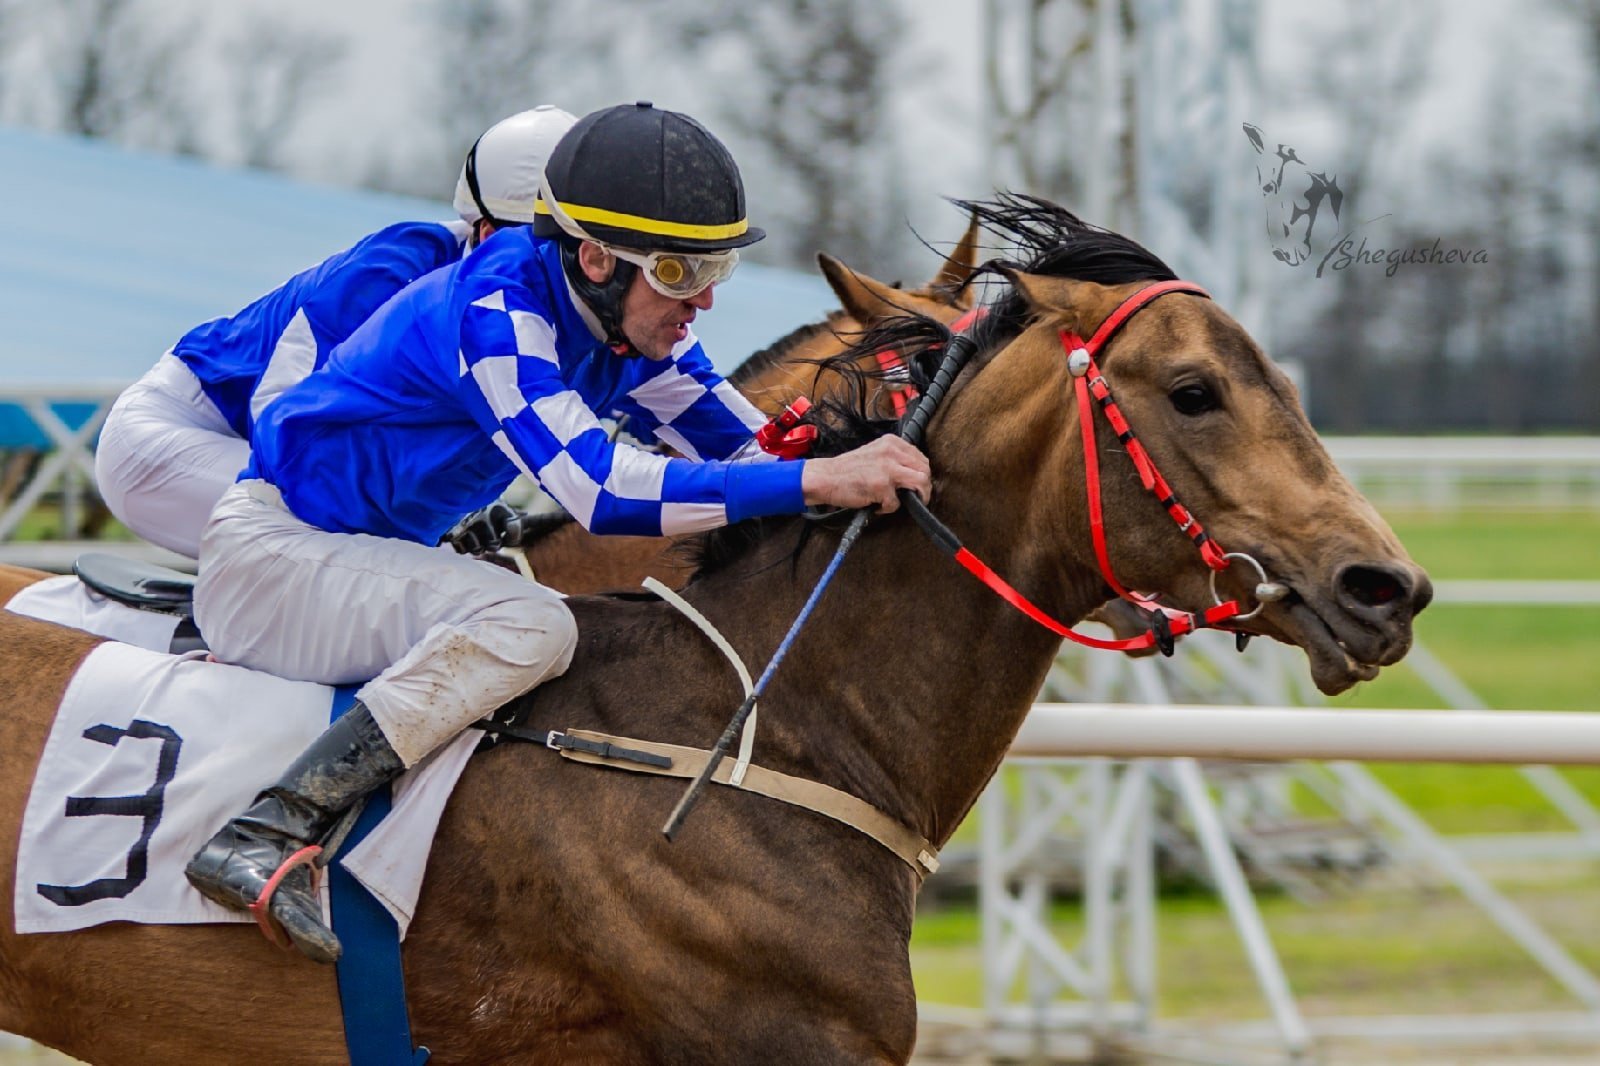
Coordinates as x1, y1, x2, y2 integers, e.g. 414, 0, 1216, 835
904, 280, 1283, 654
659, 306, 988, 840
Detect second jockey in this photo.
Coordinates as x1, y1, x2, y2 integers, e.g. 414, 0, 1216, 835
93, 105, 578, 558
184, 102, 932, 963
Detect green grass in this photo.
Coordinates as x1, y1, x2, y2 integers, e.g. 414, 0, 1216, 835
1376, 508, 1600, 581
1328, 508, 1600, 831
912, 871, 1600, 1015
10, 502, 135, 542
912, 506, 1600, 1013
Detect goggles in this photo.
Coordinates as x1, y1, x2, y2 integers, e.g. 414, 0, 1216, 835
538, 171, 740, 299
605, 245, 738, 300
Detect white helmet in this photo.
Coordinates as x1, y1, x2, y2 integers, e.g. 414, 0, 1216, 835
453, 105, 578, 227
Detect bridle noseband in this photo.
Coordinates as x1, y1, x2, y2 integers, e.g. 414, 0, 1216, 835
904, 279, 1286, 654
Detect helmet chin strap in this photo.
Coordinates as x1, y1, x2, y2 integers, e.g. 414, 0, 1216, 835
558, 238, 640, 356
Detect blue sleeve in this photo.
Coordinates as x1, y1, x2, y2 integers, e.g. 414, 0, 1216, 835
458, 286, 804, 536
299, 222, 463, 360
245, 223, 464, 433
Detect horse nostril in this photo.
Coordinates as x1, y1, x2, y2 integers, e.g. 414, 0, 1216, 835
1339, 563, 1411, 612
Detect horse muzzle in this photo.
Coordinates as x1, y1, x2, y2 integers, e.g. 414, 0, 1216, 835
1232, 556, 1433, 695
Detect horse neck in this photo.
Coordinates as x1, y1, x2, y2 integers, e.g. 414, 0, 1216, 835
526, 520, 689, 596
687, 416, 1100, 848
726, 317, 851, 416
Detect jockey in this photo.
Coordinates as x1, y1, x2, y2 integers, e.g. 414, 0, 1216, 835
93, 105, 578, 559
184, 102, 932, 963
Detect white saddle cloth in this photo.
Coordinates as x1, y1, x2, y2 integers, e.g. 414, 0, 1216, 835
8, 580, 477, 937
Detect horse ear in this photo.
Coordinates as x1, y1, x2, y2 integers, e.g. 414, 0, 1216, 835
817, 253, 910, 323
999, 269, 1119, 336
928, 210, 980, 292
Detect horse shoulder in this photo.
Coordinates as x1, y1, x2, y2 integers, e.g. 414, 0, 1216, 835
403, 596, 921, 1061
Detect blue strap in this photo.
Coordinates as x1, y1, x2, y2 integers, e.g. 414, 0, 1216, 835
328, 687, 430, 1066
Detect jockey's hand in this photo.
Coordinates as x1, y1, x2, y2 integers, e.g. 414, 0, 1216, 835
801, 436, 931, 514
444, 503, 529, 555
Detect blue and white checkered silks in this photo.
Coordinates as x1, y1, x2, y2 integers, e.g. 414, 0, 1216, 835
460, 287, 775, 536
246, 230, 805, 545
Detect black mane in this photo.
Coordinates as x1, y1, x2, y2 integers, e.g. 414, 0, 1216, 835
957, 193, 1178, 356
683, 314, 951, 578
688, 194, 1177, 578
515, 508, 578, 545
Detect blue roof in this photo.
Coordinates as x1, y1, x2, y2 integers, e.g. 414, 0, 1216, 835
0, 125, 837, 444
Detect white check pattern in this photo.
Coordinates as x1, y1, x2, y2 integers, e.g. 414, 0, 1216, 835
459, 288, 777, 537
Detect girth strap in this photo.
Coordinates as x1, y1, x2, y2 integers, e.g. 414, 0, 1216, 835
553, 727, 941, 879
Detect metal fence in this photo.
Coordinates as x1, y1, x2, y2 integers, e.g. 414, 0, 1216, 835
3, 384, 1598, 571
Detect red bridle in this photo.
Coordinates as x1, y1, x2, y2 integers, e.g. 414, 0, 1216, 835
908, 280, 1281, 654
876, 305, 987, 417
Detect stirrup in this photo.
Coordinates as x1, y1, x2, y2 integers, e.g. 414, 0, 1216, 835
247, 844, 323, 951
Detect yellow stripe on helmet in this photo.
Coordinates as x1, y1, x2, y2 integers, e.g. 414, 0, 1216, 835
535, 197, 748, 241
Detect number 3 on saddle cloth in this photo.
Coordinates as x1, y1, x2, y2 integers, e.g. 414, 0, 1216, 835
10, 639, 469, 1063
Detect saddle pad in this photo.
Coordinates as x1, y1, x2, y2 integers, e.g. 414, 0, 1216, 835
7, 574, 182, 653
14, 638, 476, 937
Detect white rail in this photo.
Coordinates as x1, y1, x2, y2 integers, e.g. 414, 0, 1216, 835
1013, 703, 1600, 765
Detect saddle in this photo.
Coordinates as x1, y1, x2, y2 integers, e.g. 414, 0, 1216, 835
73, 553, 207, 653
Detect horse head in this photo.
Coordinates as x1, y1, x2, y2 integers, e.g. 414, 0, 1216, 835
878, 196, 1429, 695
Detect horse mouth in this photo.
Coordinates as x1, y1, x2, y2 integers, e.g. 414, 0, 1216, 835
1255, 585, 1411, 696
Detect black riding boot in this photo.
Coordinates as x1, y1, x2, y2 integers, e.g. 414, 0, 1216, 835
185, 701, 404, 963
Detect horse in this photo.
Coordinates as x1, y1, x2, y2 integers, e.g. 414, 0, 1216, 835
0, 196, 1429, 1064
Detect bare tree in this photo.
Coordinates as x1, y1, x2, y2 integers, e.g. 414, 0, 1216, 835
219, 16, 346, 170
1552, 0, 1600, 427
49, 0, 202, 153
983, 0, 1104, 208
673, 0, 913, 271
1279, 0, 1437, 431
412, 0, 574, 199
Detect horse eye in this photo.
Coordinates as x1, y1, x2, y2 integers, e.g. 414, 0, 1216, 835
1170, 382, 1218, 416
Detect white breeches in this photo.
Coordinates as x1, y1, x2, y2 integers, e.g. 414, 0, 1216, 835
194, 481, 578, 766
95, 354, 251, 559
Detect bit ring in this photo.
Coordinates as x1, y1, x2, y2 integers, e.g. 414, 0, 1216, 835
1211, 552, 1287, 622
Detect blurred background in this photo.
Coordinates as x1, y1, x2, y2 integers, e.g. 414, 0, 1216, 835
1, 0, 1597, 429
0, 1, 1598, 1064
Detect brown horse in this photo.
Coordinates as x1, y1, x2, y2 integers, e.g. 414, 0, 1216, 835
0, 198, 1429, 1064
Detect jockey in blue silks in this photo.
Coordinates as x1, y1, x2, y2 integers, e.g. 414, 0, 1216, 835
184, 102, 933, 963
95, 106, 578, 559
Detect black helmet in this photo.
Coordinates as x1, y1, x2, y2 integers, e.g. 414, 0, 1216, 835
534, 101, 764, 254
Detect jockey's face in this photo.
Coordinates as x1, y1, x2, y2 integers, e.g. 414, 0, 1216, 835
577, 241, 716, 360
619, 266, 715, 360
